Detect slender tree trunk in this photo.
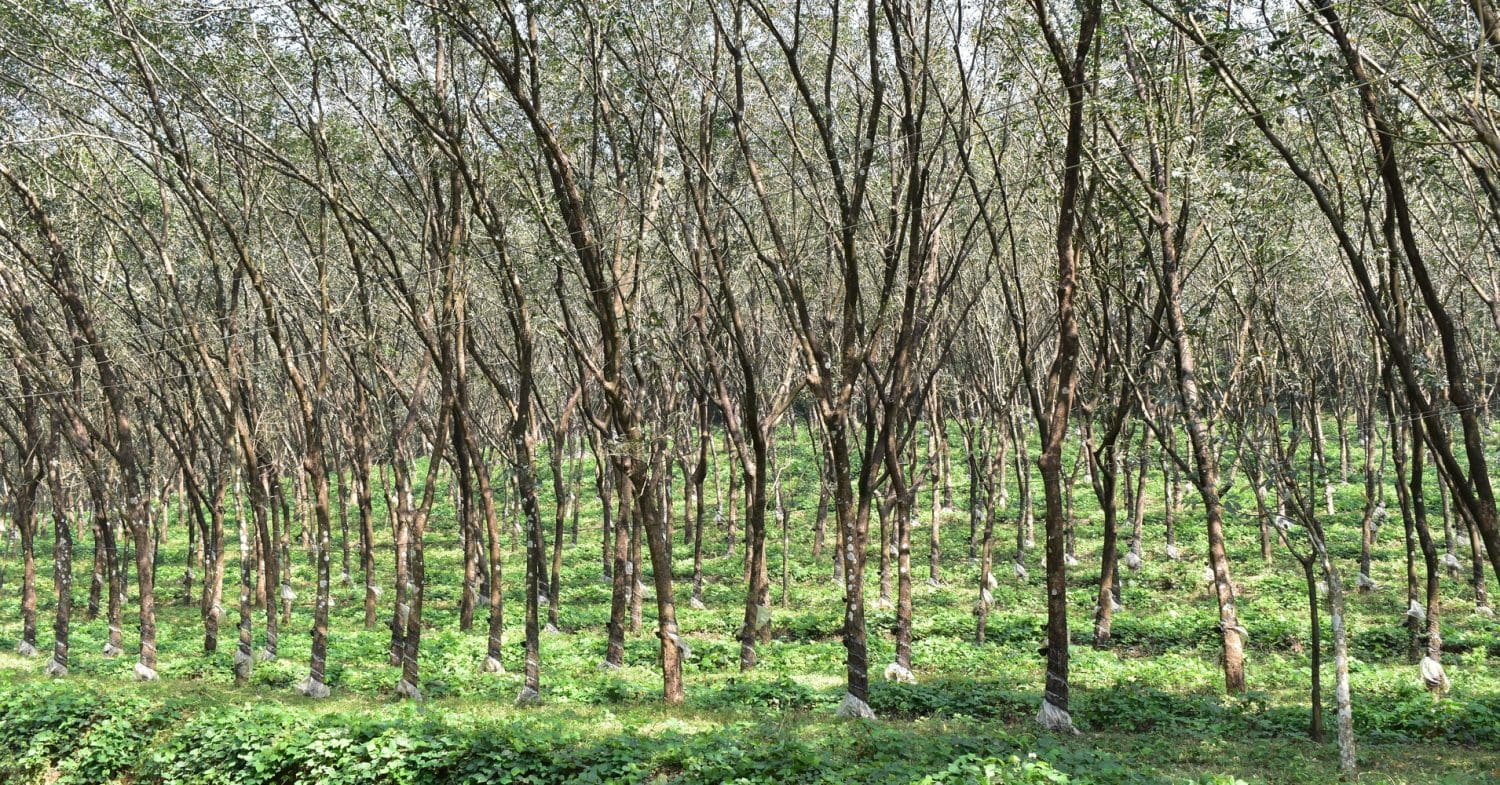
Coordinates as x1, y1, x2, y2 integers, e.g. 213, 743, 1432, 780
690, 408, 709, 609
455, 433, 478, 633
16, 488, 37, 657
201, 501, 226, 656
1014, 417, 1034, 565
182, 490, 198, 605
126, 489, 159, 679
476, 439, 505, 674
629, 502, 644, 634
1159, 200, 1246, 692
1091, 443, 1122, 646
87, 511, 103, 622
1127, 441, 1147, 567
831, 422, 874, 716
354, 413, 377, 630
1358, 410, 1379, 590
1321, 546, 1358, 778
234, 480, 254, 684
519, 437, 545, 703
1465, 511, 1491, 612
927, 427, 943, 585
45, 464, 72, 677
389, 471, 411, 667
92, 482, 124, 657
738, 462, 769, 670
1391, 416, 1423, 662
300, 444, 334, 699
878, 491, 894, 605
605, 462, 630, 668
893, 480, 915, 678
1409, 428, 1445, 694
636, 457, 686, 704
725, 458, 738, 557
396, 500, 426, 698
548, 433, 568, 632
1302, 557, 1323, 743
975, 439, 999, 644
336, 468, 352, 587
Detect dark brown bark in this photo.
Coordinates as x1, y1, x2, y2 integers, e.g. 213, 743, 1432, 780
1027, 0, 1101, 725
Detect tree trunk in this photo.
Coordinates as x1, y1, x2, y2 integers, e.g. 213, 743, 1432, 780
46, 464, 72, 677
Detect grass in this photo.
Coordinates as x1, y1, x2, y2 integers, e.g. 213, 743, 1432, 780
0, 425, 1496, 783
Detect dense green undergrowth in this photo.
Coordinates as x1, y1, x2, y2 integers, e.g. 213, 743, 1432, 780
0, 674, 1495, 785
1, 429, 1497, 783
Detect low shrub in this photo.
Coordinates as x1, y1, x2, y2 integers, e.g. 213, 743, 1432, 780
867, 679, 1032, 721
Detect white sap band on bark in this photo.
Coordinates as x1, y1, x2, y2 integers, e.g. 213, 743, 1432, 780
1420, 656, 1450, 693
1036, 698, 1078, 734
481, 655, 505, 673
883, 662, 916, 683
1406, 599, 1426, 623
667, 632, 693, 661
133, 662, 159, 681
298, 675, 331, 698
836, 692, 875, 719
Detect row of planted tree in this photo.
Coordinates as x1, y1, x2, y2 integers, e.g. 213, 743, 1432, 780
1, 0, 1499, 769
